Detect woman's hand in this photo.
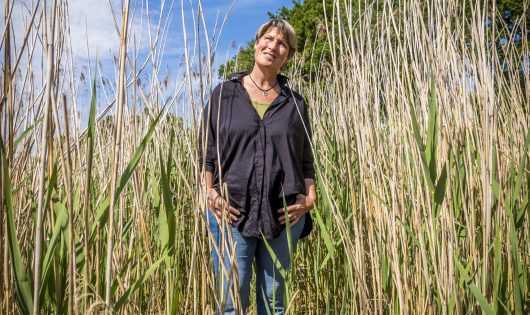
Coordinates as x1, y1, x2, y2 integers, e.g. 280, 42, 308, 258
277, 193, 315, 225
208, 188, 240, 223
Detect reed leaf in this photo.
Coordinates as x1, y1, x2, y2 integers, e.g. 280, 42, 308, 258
13, 115, 43, 151
434, 163, 447, 206
512, 128, 530, 208
113, 252, 168, 311
455, 259, 494, 315
87, 73, 97, 141
425, 75, 438, 183
43, 158, 59, 224
261, 235, 287, 280
1, 142, 33, 314
313, 208, 334, 270
159, 131, 176, 255
408, 95, 435, 191
39, 199, 67, 300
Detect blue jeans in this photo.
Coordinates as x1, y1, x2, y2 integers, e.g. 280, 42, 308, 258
206, 210, 305, 315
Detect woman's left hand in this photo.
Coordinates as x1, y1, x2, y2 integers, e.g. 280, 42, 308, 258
277, 193, 315, 225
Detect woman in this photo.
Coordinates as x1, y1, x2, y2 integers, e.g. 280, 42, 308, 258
200, 19, 317, 314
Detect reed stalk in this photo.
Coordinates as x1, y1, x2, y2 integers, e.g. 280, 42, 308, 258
61, 94, 78, 315
1, 0, 10, 311
104, 0, 131, 312
33, 0, 58, 312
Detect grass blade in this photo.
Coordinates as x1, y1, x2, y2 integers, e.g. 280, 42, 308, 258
408, 97, 435, 191
425, 75, 438, 182
159, 132, 176, 255
512, 128, 530, 206
455, 259, 494, 315
40, 200, 68, 299
13, 115, 43, 151
313, 208, 334, 270
1, 142, 34, 314
113, 252, 168, 311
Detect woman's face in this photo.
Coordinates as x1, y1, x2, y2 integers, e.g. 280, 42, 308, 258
254, 27, 290, 71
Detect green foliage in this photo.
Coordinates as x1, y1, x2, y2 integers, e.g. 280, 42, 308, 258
87, 72, 97, 142
218, 40, 256, 79
14, 116, 43, 151
493, 0, 528, 20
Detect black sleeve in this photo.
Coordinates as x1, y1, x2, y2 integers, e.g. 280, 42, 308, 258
198, 87, 219, 173
301, 97, 315, 180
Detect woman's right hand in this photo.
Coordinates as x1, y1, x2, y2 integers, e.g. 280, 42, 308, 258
208, 188, 240, 223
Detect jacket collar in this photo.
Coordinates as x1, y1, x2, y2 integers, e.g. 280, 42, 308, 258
229, 71, 291, 96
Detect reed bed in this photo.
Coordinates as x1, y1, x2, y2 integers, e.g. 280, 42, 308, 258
0, 0, 528, 314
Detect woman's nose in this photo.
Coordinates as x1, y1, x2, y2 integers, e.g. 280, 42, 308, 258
268, 40, 279, 50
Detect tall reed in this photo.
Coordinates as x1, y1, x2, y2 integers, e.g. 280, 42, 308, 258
0, 0, 528, 314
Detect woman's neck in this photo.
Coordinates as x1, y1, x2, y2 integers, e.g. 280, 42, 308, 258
249, 66, 278, 87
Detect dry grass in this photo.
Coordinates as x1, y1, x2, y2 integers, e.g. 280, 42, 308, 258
0, 0, 529, 314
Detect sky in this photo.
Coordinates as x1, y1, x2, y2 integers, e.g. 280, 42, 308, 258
2, 0, 295, 124
195, 0, 294, 60
62, 0, 294, 72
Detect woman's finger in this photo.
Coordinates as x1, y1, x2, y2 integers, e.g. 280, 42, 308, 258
214, 204, 239, 223
216, 199, 240, 216
228, 205, 241, 217
290, 205, 307, 213
279, 212, 300, 225
277, 207, 288, 215
277, 204, 301, 214
291, 215, 301, 225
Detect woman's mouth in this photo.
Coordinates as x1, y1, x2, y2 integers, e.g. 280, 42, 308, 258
263, 52, 277, 59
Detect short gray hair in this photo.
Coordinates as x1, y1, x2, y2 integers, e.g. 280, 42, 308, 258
255, 19, 297, 61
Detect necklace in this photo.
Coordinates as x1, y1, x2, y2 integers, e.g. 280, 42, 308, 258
248, 74, 279, 96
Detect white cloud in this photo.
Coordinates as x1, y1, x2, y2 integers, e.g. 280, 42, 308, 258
67, 0, 121, 60
67, 0, 160, 61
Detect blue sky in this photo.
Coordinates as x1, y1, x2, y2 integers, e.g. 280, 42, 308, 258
156, 0, 295, 76
7, 0, 294, 79
4, 0, 295, 123
191, 0, 294, 56
70, 0, 295, 101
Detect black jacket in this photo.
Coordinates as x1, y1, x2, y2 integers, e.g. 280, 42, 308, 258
199, 72, 315, 239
